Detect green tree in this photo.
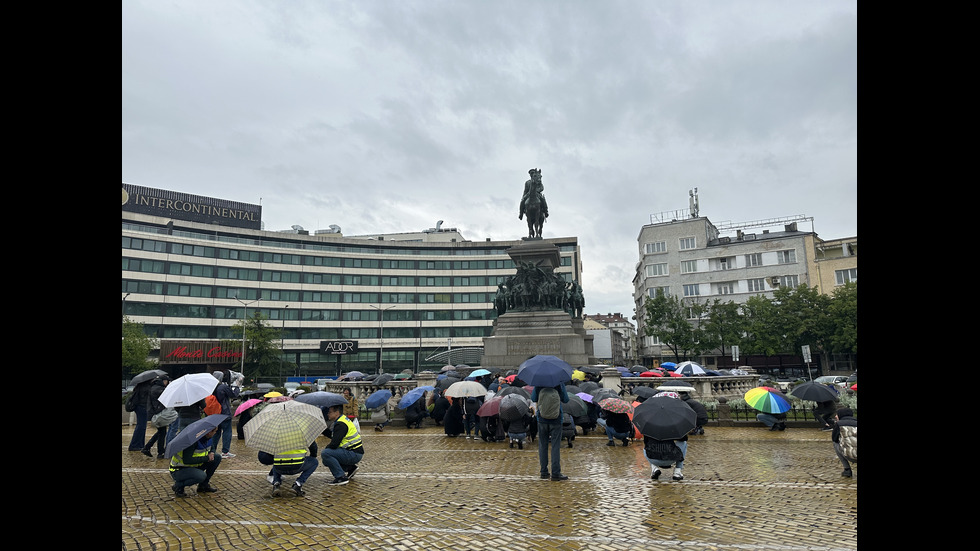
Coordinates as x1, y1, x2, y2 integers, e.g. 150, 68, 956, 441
740, 294, 787, 356
122, 317, 159, 377
826, 281, 857, 355
771, 284, 832, 356
229, 311, 283, 384
703, 299, 746, 358
641, 292, 695, 361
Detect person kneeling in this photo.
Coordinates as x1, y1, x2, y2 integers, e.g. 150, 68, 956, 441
320, 404, 365, 485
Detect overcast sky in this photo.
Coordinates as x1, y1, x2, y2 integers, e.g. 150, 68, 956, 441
122, 1, 857, 320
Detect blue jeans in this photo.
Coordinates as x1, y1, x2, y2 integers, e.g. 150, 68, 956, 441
270, 457, 319, 486
757, 413, 781, 428
606, 426, 631, 443
646, 440, 687, 470
128, 405, 148, 450
320, 447, 363, 479
170, 455, 222, 490
537, 418, 563, 477
211, 417, 233, 454
464, 413, 479, 436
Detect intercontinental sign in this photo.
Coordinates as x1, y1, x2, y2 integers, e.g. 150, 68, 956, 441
122, 183, 262, 230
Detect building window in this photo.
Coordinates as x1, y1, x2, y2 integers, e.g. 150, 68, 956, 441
747, 278, 766, 292
835, 268, 857, 285
644, 241, 666, 254
647, 286, 669, 298
679, 237, 696, 250
780, 275, 800, 289
681, 260, 698, 273
745, 253, 762, 267
645, 263, 668, 277
776, 250, 797, 264
715, 282, 735, 295
717, 257, 734, 270
683, 284, 700, 297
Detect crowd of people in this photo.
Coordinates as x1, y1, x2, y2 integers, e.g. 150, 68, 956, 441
126, 368, 856, 498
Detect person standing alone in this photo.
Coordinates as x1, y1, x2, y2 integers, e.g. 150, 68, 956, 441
531, 382, 569, 481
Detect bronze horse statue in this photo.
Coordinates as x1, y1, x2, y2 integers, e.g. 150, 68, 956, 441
523, 188, 545, 239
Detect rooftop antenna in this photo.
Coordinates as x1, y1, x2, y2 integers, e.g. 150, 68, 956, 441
689, 188, 699, 218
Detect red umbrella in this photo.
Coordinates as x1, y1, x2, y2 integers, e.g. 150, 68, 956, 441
504, 374, 517, 384
628, 400, 643, 439
639, 371, 662, 377
667, 371, 685, 377
477, 396, 503, 417
850, 383, 857, 391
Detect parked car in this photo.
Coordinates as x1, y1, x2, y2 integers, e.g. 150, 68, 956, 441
814, 375, 849, 388
283, 381, 301, 394
313, 378, 331, 392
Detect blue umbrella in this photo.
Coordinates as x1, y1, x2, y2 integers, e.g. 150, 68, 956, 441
294, 391, 348, 408
470, 368, 492, 377
398, 386, 435, 409
518, 355, 574, 388
365, 389, 392, 410
661, 362, 677, 370
164, 414, 228, 459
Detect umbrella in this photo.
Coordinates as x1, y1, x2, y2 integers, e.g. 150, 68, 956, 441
295, 391, 348, 408
234, 398, 263, 417
503, 374, 517, 384
455, 364, 470, 369
517, 355, 574, 387
850, 383, 857, 391
579, 381, 599, 393
497, 386, 531, 400
592, 388, 620, 403
674, 361, 707, 376
157, 373, 219, 408
243, 400, 327, 455
790, 382, 840, 402
633, 386, 659, 399
264, 391, 283, 398
165, 414, 228, 459
131, 369, 168, 385
615, 366, 632, 375
499, 394, 531, 421
598, 397, 634, 414
579, 366, 603, 375
631, 396, 697, 441
436, 377, 460, 390
564, 394, 588, 417
393, 372, 413, 380
339, 371, 365, 381
470, 368, 491, 377
660, 362, 677, 370
571, 369, 585, 381
441, 365, 456, 372
639, 371, 662, 377
365, 389, 393, 410
398, 386, 435, 409
445, 380, 488, 398
374, 374, 395, 386
565, 384, 582, 395
575, 392, 594, 403
477, 396, 503, 417
654, 391, 681, 399
744, 386, 791, 414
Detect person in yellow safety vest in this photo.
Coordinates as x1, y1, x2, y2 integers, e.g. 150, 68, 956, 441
169, 426, 221, 497
320, 404, 365, 485
257, 439, 319, 497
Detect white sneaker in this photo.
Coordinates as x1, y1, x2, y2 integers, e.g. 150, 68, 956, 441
221, 452, 236, 458
651, 467, 661, 480
672, 470, 683, 481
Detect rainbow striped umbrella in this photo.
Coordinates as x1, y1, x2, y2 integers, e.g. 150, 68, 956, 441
744, 386, 791, 414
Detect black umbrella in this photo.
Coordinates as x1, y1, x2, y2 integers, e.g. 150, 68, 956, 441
578, 381, 600, 393
131, 369, 168, 385
374, 373, 395, 386
165, 414, 228, 459
633, 386, 659, 399
578, 366, 603, 375
790, 382, 840, 402
497, 386, 531, 400
564, 394, 588, 417
564, 384, 582, 395
592, 388, 619, 403
631, 397, 696, 441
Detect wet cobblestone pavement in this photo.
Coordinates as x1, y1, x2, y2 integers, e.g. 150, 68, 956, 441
123, 424, 857, 550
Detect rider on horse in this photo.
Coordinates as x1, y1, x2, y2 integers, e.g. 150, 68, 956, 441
519, 168, 549, 221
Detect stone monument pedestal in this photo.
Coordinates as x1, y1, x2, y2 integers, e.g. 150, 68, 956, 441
479, 241, 595, 370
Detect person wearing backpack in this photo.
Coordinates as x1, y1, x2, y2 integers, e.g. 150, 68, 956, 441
832, 408, 857, 477
530, 383, 569, 481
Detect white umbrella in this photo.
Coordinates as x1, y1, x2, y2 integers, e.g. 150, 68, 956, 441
157, 373, 219, 408
243, 400, 327, 455
674, 361, 706, 376
444, 380, 488, 398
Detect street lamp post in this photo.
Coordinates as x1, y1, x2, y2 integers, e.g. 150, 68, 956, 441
236, 297, 261, 383
280, 305, 288, 386
369, 305, 396, 375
